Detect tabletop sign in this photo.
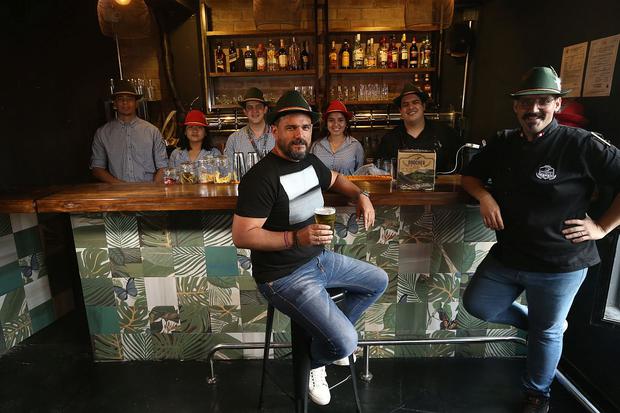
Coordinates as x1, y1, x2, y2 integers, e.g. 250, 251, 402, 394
397, 149, 436, 191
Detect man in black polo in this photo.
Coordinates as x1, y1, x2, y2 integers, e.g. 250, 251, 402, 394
461, 66, 620, 413
376, 83, 462, 173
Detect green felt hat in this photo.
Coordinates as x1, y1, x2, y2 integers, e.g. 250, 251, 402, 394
238, 87, 268, 107
510, 66, 571, 97
393, 83, 428, 107
265, 90, 320, 124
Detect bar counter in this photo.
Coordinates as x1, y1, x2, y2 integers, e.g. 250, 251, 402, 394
0, 177, 519, 363
34, 175, 465, 213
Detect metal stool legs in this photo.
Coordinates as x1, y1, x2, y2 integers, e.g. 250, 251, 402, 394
258, 297, 362, 413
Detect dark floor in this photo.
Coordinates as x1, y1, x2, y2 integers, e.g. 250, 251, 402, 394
0, 311, 590, 413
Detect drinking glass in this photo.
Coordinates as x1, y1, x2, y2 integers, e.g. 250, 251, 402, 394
246, 151, 260, 171
382, 159, 394, 179
314, 206, 336, 251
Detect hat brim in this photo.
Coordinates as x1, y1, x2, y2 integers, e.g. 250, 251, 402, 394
509, 88, 571, 97
112, 91, 143, 99
266, 109, 320, 125
393, 90, 428, 107
324, 109, 353, 120
239, 98, 269, 108
184, 122, 208, 127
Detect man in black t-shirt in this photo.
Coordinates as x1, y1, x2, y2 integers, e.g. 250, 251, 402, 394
232, 90, 388, 407
375, 83, 462, 173
462, 67, 620, 413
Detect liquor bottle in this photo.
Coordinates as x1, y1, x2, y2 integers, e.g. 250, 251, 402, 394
423, 73, 432, 98
340, 40, 351, 69
215, 44, 225, 72
301, 41, 311, 70
413, 73, 420, 86
267, 39, 277, 72
423, 36, 432, 68
329, 40, 338, 70
228, 41, 238, 72
353, 33, 364, 69
244, 45, 255, 72
377, 36, 388, 69
409, 36, 418, 68
277, 38, 288, 70
400, 34, 409, 68
256, 43, 266, 71
288, 36, 301, 70
387, 35, 397, 69
366, 38, 376, 68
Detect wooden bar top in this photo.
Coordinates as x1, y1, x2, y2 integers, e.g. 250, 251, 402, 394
24, 176, 465, 213
0, 188, 60, 213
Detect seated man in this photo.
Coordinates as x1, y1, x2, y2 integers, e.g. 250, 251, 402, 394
376, 83, 462, 173
224, 87, 275, 160
90, 79, 168, 183
232, 90, 388, 406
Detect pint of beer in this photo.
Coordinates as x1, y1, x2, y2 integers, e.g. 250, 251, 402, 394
314, 207, 336, 230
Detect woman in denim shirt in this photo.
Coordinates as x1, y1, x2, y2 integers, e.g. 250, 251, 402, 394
169, 110, 221, 167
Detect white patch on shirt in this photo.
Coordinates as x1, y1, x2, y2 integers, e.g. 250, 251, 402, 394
280, 165, 324, 225
536, 165, 557, 180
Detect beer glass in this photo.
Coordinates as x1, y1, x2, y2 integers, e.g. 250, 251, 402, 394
314, 206, 336, 251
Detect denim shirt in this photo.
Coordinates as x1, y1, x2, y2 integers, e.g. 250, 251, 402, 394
224, 125, 275, 159
168, 147, 222, 168
90, 117, 168, 182
310, 136, 365, 175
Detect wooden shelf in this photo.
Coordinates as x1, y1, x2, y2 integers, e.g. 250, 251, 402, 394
209, 69, 317, 78
207, 29, 315, 37
342, 100, 394, 105
328, 26, 439, 34
329, 68, 435, 75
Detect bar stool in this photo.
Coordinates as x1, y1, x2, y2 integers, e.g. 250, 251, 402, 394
258, 288, 362, 413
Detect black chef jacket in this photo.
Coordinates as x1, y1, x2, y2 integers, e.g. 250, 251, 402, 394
375, 119, 462, 173
463, 119, 620, 273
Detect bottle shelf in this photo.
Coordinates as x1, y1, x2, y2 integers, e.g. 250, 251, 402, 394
209, 69, 317, 78
329, 68, 435, 75
341, 100, 394, 105
207, 29, 315, 37
328, 26, 435, 34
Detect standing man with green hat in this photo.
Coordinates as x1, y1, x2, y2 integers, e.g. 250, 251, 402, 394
461, 66, 620, 413
224, 87, 275, 160
232, 90, 387, 407
91, 79, 168, 183
376, 83, 462, 173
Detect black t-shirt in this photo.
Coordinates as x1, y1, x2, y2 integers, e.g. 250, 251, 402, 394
463, 119, 620, 272
375, 119, 462, 173
235, 152, 333, 283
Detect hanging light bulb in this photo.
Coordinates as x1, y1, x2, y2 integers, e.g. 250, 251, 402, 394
114, 0, 132, 5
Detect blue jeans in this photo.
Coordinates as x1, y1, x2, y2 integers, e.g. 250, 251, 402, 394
463, 254, 587, 397
257, 250, 388, 368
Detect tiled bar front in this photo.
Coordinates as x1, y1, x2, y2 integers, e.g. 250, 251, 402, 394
71, 204, 525, 362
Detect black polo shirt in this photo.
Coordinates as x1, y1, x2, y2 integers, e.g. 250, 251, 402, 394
375, 119, 462, 173
463, 119, 620, 273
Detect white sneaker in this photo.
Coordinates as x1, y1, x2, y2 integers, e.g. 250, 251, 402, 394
332, 353, 356, 366
308, 366, 331, 405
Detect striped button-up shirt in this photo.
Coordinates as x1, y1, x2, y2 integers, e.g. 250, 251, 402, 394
310, 136, 365, 175
90, 117, 168, 182
224, 125, 275, 159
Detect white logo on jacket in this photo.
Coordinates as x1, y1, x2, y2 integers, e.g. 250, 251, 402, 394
536, 165, 557, 180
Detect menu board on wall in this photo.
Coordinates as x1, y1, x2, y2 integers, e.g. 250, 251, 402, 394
560, 42, 588, 97
583, 34, 620, 97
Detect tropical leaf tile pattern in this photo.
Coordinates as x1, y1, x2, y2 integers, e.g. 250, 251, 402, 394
0, 214, 57, 355
69, 207, 523, 361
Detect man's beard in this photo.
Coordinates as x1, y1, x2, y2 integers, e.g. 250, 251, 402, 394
279, 139, 308, 160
